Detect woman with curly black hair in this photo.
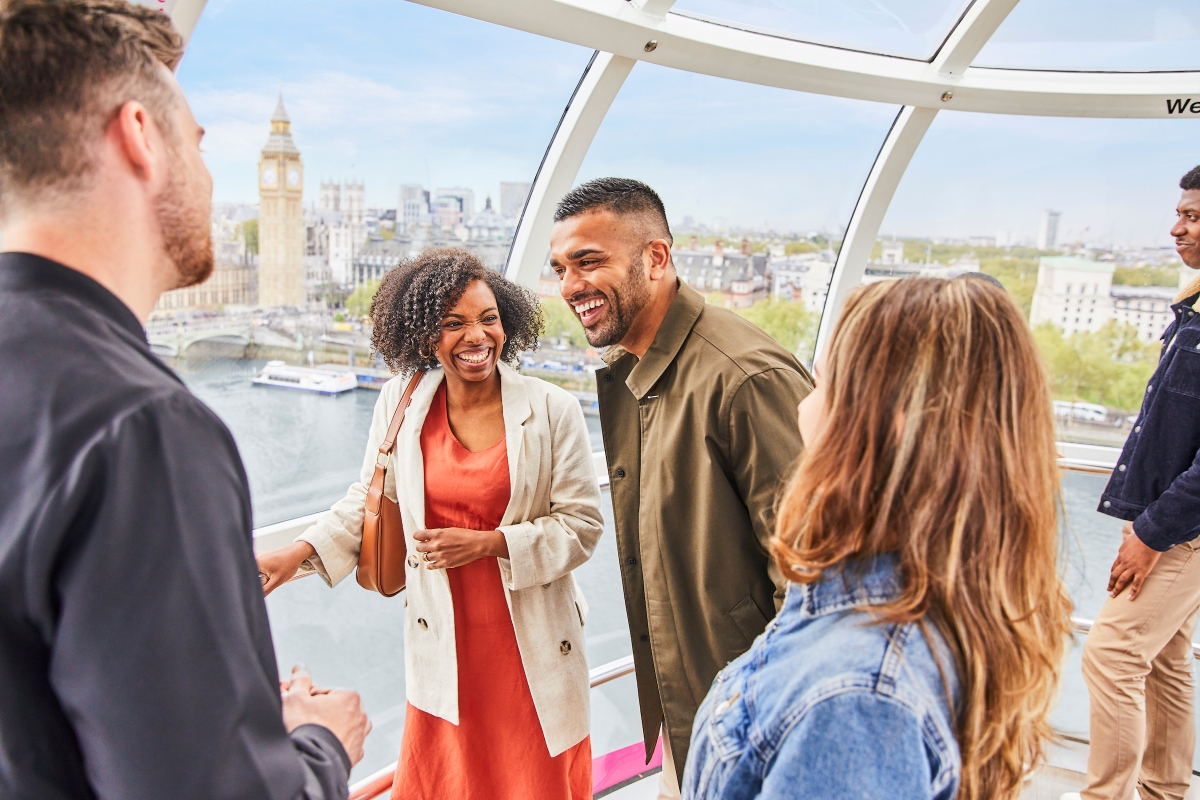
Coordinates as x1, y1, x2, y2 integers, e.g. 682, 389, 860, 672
257, 248, 602, 799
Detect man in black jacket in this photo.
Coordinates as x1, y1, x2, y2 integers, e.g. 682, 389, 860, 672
1074, 166, 1200, 800
0, 2, 368, 798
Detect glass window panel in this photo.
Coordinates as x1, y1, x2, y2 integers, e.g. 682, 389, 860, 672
169, 1, 592, 528
671, 0, 972, 60
974, 0, 1200, 72
867, 112, 1200, 449
268, 489, 633, 782
571, 62, 898, 364
1054, 472, 1200, 771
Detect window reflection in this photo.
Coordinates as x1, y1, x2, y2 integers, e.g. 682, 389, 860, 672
672, 0, 971, 60
975, 0, 1200, 72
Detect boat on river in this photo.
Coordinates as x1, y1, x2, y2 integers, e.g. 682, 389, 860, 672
252, 361, 357, 395
317, 363, 393, 391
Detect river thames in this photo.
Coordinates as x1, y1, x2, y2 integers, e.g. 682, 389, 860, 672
172, 351, 1187, 783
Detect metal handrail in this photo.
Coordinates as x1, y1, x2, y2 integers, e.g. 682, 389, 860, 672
1059, 458, 1115, 475
588, 654, 635, 687
345, 653, 638, 799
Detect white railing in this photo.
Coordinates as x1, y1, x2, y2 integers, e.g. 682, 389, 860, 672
253, 443, 1118, 551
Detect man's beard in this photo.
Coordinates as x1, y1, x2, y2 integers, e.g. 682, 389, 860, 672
579, 261, 651, 348
156, 162, 213, 290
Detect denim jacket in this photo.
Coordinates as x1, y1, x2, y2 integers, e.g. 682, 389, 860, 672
1099, 293, 1200, 551
683, 554, 961, 800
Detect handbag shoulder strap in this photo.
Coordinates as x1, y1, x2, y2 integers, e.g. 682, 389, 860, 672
379, 370, 425, 459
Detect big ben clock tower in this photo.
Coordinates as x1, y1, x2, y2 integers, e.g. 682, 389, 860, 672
257, 94, 304, 308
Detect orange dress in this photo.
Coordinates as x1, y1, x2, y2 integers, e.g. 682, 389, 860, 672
391, 383, 592, 800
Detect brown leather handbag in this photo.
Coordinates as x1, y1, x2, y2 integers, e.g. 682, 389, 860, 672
356, 371, 425, 596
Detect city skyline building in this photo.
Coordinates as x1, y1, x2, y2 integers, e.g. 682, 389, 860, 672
400, 184, 431, 232
319, 180, 341, 212
1030, 256, 1114, 336
257, 95, 305, 308
314, 180, 369, 287
1029, 254, 1187, 341
1037, 210, 1061, 251
434, 187, 474, 233
771, 250, 835, 313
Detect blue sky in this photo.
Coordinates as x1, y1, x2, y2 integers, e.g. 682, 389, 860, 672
177, 0, 1200, 247
179, 1, 592, 213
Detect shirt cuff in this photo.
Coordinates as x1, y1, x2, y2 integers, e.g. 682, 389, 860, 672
296, 524, 347, 586
1132, 512, 1175, 552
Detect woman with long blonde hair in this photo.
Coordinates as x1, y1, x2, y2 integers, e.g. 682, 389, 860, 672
683, 276, 1072, 800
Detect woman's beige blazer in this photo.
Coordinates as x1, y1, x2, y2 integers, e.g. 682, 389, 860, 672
296, 362, 603, 756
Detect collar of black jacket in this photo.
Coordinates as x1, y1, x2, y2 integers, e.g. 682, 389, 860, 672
0, 251, 147, 343
622, 280, 705, 400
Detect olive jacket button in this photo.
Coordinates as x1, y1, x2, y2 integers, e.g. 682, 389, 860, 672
560, 640, 572, 655
418, 618, 428, 629
407, 555, 419, 569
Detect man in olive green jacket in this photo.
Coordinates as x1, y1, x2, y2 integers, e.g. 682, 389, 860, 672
550, 178, 813, 794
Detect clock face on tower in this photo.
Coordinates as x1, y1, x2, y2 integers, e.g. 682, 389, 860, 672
287, 167, 301, 188
261, 165, 277, 187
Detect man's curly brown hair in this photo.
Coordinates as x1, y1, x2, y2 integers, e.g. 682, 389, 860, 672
370, 247, 543, 375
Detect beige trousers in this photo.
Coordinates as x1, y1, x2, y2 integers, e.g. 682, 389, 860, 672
657, 730, 680, 800
1081, 537, 1200, 800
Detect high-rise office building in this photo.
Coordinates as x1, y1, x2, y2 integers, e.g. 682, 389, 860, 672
1037, 210, 1060, 251
258, 95, 305, 308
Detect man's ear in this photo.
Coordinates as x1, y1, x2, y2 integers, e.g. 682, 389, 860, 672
109, 100, 159, 185
646, 238, 673, 281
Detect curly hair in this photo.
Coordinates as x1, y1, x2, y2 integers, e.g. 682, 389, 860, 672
370, 247, 543, 375
1182, 164, 1200, 192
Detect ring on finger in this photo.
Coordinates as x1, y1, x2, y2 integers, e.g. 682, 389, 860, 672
422, 551, 432, 563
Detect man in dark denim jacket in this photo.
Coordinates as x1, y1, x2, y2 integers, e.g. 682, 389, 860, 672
1073, 166, 1200, 800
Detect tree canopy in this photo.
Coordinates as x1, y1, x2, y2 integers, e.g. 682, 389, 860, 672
345, 280, 380, 319
240, 219, 258, 255
539, 296, 589, 349
735, 297, 819, 363
1033, 321, 1158, 412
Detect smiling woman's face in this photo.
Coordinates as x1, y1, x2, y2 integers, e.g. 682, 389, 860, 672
433, 279, 505, 384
